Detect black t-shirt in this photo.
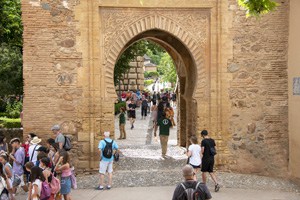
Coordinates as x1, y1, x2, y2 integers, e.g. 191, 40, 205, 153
201, 138, 216, 160
172, 181, 212, 200
128, 103, 136, 113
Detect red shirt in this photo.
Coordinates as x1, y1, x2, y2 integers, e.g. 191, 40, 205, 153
22, 143, 30, 157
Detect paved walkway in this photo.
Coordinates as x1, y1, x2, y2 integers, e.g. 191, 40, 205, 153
16, 186, 300, 200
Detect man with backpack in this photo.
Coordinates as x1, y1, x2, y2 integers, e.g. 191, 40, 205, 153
172, 165, 212, 200
97, 131, 118, 190
51, 125, 65, 150
51, 125, 72, 151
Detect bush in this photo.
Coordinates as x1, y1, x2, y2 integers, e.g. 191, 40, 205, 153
115, 102, 126, 115
144, 71, 159, 78
0, 117, 21, 128
0, 99, 6, 113
144, 79, 154, 87
6, 101, 22, 118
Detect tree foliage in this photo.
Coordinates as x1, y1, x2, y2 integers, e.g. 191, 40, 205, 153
0, 0, 23, 96
157, 53, 177, 84
238, 0, 278, 17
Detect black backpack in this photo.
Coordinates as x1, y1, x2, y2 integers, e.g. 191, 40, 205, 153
103, 140, 113, 159
180, 182, 201, 200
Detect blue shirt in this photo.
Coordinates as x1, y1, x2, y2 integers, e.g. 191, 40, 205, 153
98, 138, 118, 162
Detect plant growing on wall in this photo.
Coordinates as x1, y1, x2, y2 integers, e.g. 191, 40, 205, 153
238, 0, 278, 17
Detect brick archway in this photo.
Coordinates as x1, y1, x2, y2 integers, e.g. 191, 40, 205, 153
100, 9, 209, 149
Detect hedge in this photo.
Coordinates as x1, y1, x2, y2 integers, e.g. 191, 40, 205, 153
0, 117, 21, 128
144, 79, 154, 86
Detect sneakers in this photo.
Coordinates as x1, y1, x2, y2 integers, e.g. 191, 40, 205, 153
95, 186, 104, 190
95, 185, 111, 190
215, 184, 220, 192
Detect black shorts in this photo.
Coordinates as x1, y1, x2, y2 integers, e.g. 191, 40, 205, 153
201, 158, 214, 173
129, 112, 136, 118
189, 164, 201, 169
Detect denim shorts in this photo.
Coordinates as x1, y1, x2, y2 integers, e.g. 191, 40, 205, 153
60, 176, 71, 195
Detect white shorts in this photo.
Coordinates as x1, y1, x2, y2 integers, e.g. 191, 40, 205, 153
99, 161, 113, 174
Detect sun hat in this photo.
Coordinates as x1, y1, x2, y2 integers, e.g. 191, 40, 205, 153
10, 138, 21, 144
51, 125, 60, 131
30, 136, 42, 145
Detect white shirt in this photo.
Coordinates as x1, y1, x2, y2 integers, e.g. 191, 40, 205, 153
32, 179, 42, 200
29, 144, 40, 164
188, 144, 201, 166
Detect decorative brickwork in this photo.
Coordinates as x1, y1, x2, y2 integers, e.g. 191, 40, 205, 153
22, 0, 290, 176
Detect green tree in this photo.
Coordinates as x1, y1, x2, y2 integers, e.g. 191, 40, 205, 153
157, 53, 177, 84
114, 39, 165, 85
114, 40, 148, 85
238, 0, 278, 17
0, 0, 23, 96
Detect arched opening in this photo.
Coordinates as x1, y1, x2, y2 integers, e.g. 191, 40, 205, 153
113, 29, 198, 147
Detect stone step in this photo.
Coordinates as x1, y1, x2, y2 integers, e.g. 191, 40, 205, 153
77, 170, 300, 193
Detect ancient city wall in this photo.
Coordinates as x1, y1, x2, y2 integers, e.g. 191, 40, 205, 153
22, 0, 291, 176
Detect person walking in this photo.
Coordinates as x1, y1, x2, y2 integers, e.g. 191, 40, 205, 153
0, 136, 8, 154
200, 130, 220, 192
0, 154, 14, 199
157, 113, 172, 158
0, 162, 11, 200
9, 138, 28, 194
150, 101, 158, 142
30, 166, 45, 200
172, 165, 212, 200
29, 136, 42, 166
97, 131, 118, 190
51, 125, 65, 150
187, 135, 201, 180
54, 150, 72, 200
118, 107, 127, 139
141, 96, 148, 120
128, 99, 136, 129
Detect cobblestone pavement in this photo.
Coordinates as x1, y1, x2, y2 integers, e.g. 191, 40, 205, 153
16, 107, 300, 199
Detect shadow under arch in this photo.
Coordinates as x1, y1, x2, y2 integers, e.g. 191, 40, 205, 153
114, 29, 198, 147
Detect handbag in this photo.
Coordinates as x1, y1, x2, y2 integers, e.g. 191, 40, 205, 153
114, 152, 120, 162
70, 170, 77, 189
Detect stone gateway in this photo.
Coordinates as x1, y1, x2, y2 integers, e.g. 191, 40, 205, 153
22, 0, 298, 179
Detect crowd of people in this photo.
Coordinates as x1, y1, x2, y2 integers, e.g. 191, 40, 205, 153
0, 125, 75, 200
115, 90, 220, 199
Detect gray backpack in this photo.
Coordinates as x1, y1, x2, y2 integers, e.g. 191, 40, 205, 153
180, 182, 201, 200
63, 136, 72, 151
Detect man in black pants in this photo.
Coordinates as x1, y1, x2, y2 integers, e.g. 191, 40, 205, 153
201, 130, 221, 192
172, 165, 212, 200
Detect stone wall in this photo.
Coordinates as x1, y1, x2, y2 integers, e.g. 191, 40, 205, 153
22, 0, 291, 176
226, 0, 289, 176
288, 0, 300, 179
